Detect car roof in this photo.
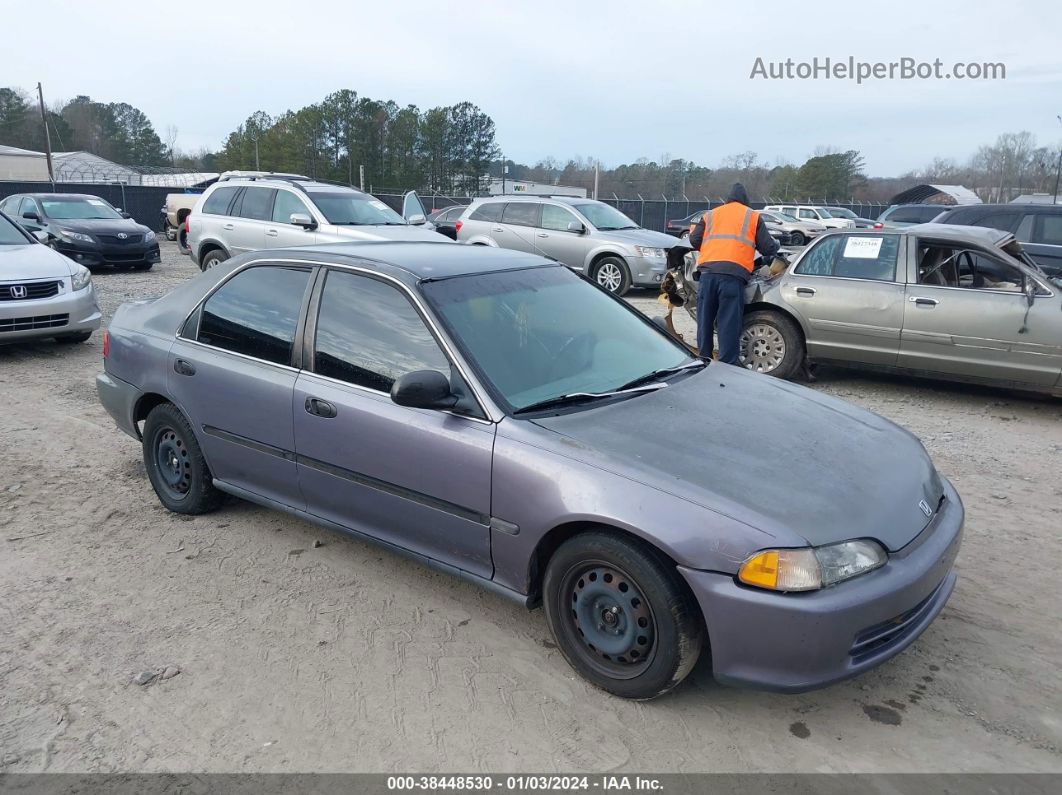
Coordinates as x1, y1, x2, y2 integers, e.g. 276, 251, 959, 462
16, 193, 106, 200
858, 222, 1013, 246
265, 240, 557, 282
941, 203, 1061, 214
472, 195, 592, 206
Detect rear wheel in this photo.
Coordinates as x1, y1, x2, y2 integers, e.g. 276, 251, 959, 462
789, 231, 806, 246
142, 403, 223, 515
739, 310, 804, 379
200, 249, 226, 271
543, 531, 704, 700
591, 256, 631, 295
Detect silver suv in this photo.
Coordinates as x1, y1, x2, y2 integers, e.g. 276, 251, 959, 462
457, 196, 686, 294
188, 173, 449, 270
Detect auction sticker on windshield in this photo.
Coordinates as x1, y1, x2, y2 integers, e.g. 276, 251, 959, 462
844, 236, 884, 258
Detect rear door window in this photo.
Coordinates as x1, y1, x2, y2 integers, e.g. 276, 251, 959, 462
969, 212, 1019, 234
236, 187, 277, 221
202, 186, 240, 216
502, 202, 541, 227
795, 235, 899, 281
469, 203, 504, 222
196, 265, 312, 365
1034, 214, 1062, 246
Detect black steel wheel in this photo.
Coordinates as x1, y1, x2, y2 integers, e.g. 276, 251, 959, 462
142, 403, 222, 514
543, 531, 704, 700
789, 231, 806, 246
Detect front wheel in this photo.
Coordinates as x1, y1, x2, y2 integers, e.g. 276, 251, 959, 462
543, 532, 704, 700
591, 256, 632, 295
143, 403, 223, 514
739, 310, 805, 379
789, 231, 806, 246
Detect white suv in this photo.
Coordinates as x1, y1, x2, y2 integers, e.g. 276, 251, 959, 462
763, 204, 854, 230
187, 174, 449, 270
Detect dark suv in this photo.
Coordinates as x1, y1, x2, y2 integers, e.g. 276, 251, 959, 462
934, 202, 1062, 278
0, 193, 160, 270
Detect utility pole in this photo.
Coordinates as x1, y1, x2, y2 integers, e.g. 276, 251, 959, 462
359, 164, 365, 191
593, 160, 599, 200
36, 83, 54, 186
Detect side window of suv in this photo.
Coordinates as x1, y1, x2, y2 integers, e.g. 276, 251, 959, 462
235, 187, 277, 221
202, 186, 240, 216
469, 202, 503, 222
502, 202, 541, 227
313, 270, 450, 392
1035, 214, 1062, 246
273, 190, 311, 224
541, 204, 578, 231
197, 265, 312, 365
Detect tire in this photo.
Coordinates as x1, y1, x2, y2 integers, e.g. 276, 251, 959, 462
163, 221, 177, 241
591, 256, 632, 296
543, 531, 704, 700
789, 231, 806, 246
142, 403, 223, 515
200, 248, 226, 271
56, 330, 92, 344
739, 310, 805, 380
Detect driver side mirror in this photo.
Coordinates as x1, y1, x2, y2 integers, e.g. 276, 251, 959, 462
567, 220, 586, 234
22, 211, 40, 223
391, 370, 458, 410
408, 213, 426, 225
290, 213, 317, 229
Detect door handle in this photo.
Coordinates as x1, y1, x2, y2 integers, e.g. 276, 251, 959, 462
909, 296, 939, 306
795, 286, 816, 296
266, 229, 278, 237
173, 359, 196, 376
304, 397, 337, 419
537, 233, 549, 238
492, 227, 504, 232
222, 223, 235, 230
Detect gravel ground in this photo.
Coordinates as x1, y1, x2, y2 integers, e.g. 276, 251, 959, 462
0, 241, 1060, 773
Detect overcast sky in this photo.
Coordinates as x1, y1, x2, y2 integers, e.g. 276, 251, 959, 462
6, 0, 1061, 176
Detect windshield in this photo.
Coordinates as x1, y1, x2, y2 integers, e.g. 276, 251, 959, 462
826, 208, 858, 219
41, 197, 121, 220
311, 193, 407, 225
422, 266, 692, 412
0, 214, 30, 244
570, 203, 638, 231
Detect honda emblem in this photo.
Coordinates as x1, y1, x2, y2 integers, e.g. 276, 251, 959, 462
9, 284, 27, 299
918, 499, 932, 517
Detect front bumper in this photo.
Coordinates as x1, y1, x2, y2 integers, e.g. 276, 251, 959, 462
96, 371, 143, 440
0, 284, 101, 342
680, 477, 964, 692
628, 254, 668, 288
54, 238, 161, 268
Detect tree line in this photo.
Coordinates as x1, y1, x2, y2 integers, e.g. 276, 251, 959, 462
215, 91, 500, 195
0, 87, 173, 167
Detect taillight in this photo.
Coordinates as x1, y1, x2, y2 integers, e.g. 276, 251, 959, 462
873, 222, 883, 229
102, 330, 110, 358
455, 220, 463, 233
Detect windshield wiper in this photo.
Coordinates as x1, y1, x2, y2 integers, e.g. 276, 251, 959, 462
513, 383, 666, 415
617, 360, 706, 391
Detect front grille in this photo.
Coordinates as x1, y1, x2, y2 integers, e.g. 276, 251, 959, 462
0, 313, 69, 333
849, 579, 945, 664
0, 281, 62, 301
97, 234, 142, 245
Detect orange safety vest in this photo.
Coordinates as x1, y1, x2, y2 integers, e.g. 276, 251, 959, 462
696, 202, 759, 272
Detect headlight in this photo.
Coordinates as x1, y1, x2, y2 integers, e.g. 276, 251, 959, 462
634, 246, 666, 258
144, 231, 157, 242
71, 265, 92, 291
58, 229, 93, 243
738, 540, 886, 592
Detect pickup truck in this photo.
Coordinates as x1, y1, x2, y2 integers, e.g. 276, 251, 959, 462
162, 191, 204, 240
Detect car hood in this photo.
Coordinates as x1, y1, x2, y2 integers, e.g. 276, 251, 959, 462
531, 365, 943, 552
594, 228, 688, 249
319, 223, 454, 242
0, 243, 76, 279
47, 217, 151, 236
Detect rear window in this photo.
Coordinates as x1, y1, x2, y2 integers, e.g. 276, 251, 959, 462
469, 203, 504, 222
202, 186, 239, 216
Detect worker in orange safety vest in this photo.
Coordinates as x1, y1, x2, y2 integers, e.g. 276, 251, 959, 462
688, 183, 779, 364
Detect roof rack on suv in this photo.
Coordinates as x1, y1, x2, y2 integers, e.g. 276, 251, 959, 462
217, 171, 364, 195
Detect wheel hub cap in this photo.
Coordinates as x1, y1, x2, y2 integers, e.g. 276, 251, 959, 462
740, 323, 786, 373
597, 263, 622, 292
155, 429, 191, 495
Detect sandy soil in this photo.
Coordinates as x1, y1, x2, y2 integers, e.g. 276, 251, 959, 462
1, 242, 1059, 773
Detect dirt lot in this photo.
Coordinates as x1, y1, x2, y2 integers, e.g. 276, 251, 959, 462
1, 241, 1060, 773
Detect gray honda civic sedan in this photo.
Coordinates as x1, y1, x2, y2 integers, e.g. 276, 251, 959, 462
97, 241, 963, 699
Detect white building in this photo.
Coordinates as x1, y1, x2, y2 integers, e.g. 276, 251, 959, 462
0, 145, 215, 187
486, 177, 586, 198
